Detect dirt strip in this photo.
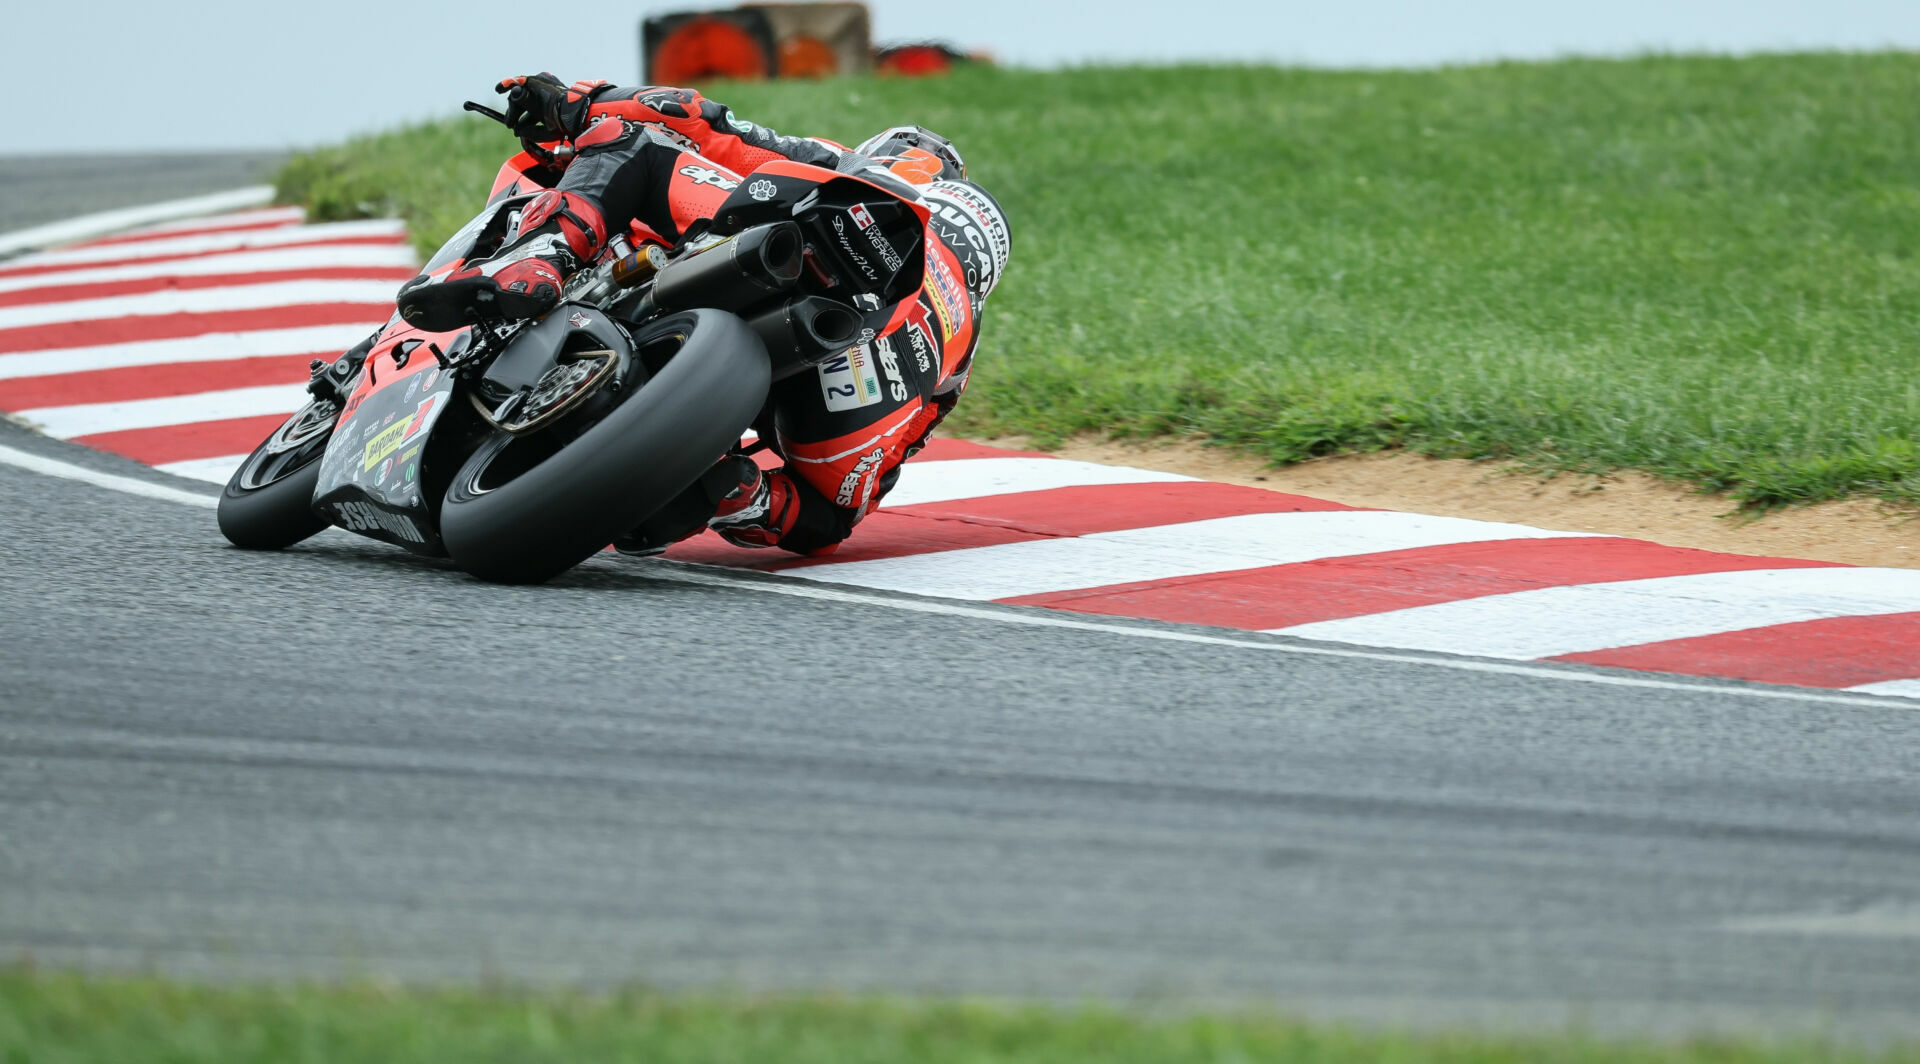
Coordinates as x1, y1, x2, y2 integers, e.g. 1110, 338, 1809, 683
968, 437, 1920, 571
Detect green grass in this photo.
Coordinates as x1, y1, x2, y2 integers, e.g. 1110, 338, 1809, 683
5, 970, 1913, 1063
277, 54, 1920, 510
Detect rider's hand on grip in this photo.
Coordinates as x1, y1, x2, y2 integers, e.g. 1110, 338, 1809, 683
495, 72, 592, 143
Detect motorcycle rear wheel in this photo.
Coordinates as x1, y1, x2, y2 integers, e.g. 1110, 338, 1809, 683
216, 398, 337, 550
439, 309, 771, 584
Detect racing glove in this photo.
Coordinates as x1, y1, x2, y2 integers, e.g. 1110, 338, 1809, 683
496, 73, 603, 142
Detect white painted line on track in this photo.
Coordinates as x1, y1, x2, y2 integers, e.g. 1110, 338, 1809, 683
793, 510, 1601, 600
0, 187, 277, 258
0, 280, 399, 329
649, 565, 1920, 709
0, 442, 215, 508
18, 383, 309, 438
0, 244, 419, 295
1, 439, 1914, 709
1273, 567, 1920, 659
0, 323, 383, 380
0, 219, 408, 272
154, 454, 247, 484
882, 456, 1192, 507
1849, 677, 1920, 698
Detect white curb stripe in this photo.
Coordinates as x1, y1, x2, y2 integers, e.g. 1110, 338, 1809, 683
1272, 567, 1920, 659
882, 456, 1192, 507
0, 219, 408, 273
0, 281, 400, 330
0, 443, 216, 508
1848, 678, 1920, 698
0, 324, 383, 380
154, 454, 249, 484
790, 511, 1601, 601
17, 383, 309, 438
2, 438, 1915, 710
0, 244, 418, 295
0, 187, 276, 258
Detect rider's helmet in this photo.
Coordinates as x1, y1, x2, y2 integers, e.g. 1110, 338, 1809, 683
855, 125, 966, 183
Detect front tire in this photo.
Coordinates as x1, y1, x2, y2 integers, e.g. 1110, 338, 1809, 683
439, 309, 772, 584
217, 398, 337, 550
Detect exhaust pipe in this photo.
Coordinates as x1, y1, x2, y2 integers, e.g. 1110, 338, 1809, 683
748, 296, 864, 379
652, 222, 804, 314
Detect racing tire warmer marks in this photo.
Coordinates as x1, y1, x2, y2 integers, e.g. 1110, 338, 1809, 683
3, 207, 1918, 698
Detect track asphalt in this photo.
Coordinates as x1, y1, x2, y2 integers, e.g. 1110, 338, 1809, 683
2, 160, 1918, 1043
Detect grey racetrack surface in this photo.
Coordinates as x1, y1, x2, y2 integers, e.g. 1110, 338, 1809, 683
3, 421, 1919, 1043
0, 153, 282, 232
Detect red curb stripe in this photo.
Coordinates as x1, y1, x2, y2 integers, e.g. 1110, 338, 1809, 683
0, 234, 411, 281
664, 480, 1356, 570
0, 353, 327, 410
0, 304, 393, 355
998, 536, 1841, 630
0, 267, 416, 308
71, 414, 288, 466
1550, 611, 1920, 688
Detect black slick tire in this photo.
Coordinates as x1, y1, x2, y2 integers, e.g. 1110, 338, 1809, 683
439, 309, 771, 584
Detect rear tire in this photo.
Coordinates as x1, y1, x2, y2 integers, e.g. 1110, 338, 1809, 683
217, 399, 337, 550
439, 309, 771, 584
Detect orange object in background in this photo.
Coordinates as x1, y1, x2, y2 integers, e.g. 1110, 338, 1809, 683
778, 34, 840, 78
643, 4, 872, 83
649, 14, 772, 82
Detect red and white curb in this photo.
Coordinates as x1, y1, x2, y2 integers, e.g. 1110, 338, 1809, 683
4, 204, 1918, 699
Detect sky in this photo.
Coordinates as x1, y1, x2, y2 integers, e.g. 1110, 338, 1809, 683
6, 0, 1920, 154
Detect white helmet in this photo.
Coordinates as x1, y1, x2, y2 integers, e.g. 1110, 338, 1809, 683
921, 180, 1010, 297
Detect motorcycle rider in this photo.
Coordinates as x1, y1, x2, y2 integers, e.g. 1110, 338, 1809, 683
320, 74, 1010, 557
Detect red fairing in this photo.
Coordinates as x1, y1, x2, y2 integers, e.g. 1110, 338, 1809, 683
487, 152, 557, 201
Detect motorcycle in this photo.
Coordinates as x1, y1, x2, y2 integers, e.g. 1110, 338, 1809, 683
216, 103, 928, 583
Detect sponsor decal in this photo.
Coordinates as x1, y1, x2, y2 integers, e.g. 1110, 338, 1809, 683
678, 165, 739, 190
404, 376, 420, 401
817, 344, 883, 411
903, 317, 934, 373
748, 179, 777, 202
724, 109, 755, 134
569, 310, 591, 328
925, 250, 968, 341
831, 214, 879, 282
835, 447, 887, 507
405, 461, 418, 484
377, 456, 393, 486
331, 500, 425, 543
850, 203, 875, 229
873, 337, 910, 401
362, 397, 437, 471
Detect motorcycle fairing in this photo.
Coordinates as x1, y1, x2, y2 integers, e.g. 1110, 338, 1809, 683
311, 322, 465, 554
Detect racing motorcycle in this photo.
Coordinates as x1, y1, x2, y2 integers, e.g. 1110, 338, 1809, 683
217, 103, 927, 583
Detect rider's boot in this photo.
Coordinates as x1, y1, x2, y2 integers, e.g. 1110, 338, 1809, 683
611, 455, 778, 556
706, 458, 800, 549
395, 189, 606, 332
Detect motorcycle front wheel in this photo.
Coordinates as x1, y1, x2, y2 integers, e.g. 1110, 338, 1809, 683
216, 397, 338, 550
439, 309, 772, 584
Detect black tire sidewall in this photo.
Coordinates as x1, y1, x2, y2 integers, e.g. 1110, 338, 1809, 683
216, 428, 330, 550
439, 309, 773, 583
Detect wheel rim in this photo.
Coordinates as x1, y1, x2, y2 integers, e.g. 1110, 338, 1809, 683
235, 398, 337, 491
458, 324, 692, 497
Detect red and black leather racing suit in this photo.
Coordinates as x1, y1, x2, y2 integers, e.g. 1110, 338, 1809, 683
473, 83, 1007, 556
